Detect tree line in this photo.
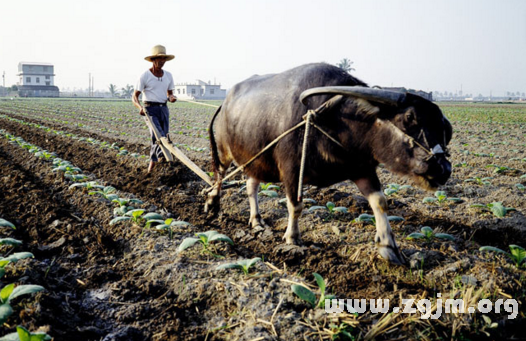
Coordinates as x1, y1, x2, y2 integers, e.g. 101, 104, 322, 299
108, 84, 134, 98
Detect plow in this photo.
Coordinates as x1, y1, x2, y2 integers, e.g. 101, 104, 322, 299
143, 104, 214, 186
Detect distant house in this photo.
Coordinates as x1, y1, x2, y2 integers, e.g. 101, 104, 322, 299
174, 80, 226, 100
382, 87, 433, 101
17, 62, 59, 97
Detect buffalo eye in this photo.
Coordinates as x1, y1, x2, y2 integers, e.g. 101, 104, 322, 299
404, 109, 417, 124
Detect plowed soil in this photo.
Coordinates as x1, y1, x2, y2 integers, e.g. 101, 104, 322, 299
0, 104, 525, 341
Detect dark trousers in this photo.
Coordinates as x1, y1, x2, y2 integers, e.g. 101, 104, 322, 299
144, 105, 170, 162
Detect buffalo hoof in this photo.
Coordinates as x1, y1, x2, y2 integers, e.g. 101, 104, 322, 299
282, 235, 302, 245
378, 245, 407, 266
250, 217, 270, 230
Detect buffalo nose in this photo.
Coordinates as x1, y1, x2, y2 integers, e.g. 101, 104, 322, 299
437, 159, 452, 185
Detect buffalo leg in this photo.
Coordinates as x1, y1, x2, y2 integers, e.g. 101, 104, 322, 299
204, 162, 229, 213
246, 177, 269, 229
355, 178, 406, 265
282, 192, 304, 244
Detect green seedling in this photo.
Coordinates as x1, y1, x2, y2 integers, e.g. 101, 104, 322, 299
109, 210, 162, 226
0, 252, 34, 264
64, 173, 88, 182
117, 149, 129, 156
69, 181, 104, 191
479, 244, 526, 268
0, 239, 23, 247
464, 177, 493, 186
422, 191, 462, 204
384, 183, 412, 196
34, 150, 57, 160
470, 202, 516, 218
291, 273, 336, 309
0, 251, 33, 280
177, 231, 233, 257
486, 164, 515, 174
112, 197, 144, 207
479, 315, 499, 337
258, 182, 279, 198
146, 218, 190, 239
52, 164, 82, 174
0, 219, 16, 230
260, 182, 280, 191
308, 202, 348, 214
259, 190, 278, 198
302, 198, 317, 206
0, 325, 52, 341
406, 226, 455, 241
352, 214, 404, 224
113, 206, 134, 216
89, 186, 118, 201
329, 322, 356, 341
516, 183, 525, 191
0, 284, 45, 324
278, 198, 316, 208
216, 257, 262, 275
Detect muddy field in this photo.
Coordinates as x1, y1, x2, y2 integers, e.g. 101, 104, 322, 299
0, 99, 525, 340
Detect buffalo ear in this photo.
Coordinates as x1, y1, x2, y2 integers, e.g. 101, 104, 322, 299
355, 98, 380, 117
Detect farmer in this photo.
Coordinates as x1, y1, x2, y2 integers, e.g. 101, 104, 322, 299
132, 45, 177, 173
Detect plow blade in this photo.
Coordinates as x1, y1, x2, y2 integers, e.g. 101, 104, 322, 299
159, 137, 213, 186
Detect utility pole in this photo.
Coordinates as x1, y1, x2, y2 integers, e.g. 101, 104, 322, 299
89, 73, 91, 97
2, 71, 5, 96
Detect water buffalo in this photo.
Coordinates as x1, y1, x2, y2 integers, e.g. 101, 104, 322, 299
205, 63, 452, 265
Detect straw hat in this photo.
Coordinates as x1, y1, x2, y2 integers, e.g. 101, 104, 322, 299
144, 45, 175, 62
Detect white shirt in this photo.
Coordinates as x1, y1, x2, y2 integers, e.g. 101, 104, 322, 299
135, 70, 175, 103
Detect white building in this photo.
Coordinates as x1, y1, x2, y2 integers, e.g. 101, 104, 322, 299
17, 62, 59, 97
174, 79, 226, 100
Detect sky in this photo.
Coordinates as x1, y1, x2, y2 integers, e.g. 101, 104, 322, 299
1, 0, 524, 96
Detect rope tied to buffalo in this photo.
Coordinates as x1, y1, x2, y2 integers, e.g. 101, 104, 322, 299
297, 110, 312, 202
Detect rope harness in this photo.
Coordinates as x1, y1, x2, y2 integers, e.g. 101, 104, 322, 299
380, 119, 449, 161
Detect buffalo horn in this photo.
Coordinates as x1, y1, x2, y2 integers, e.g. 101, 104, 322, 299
300, 86, 406, 106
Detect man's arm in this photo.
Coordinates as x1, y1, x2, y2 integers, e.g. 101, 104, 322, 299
167, 90, 177, 103
132, 90, 146, 116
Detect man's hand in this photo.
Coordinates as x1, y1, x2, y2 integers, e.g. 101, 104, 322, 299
139, 107, 146, 116
168, 94, 177, 103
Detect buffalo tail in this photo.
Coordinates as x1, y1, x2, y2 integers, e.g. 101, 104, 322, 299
208, 105, 223, 175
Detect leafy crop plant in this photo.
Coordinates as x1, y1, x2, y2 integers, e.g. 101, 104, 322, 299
216, 257, 262, 275
422, 191, 462, 204
406, 226, 454, 241
470, 202, 516, 218
178, 231, 233, 257
291, 273, 337, 309
0, 284, 45, 324
479, 244, 525, 268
